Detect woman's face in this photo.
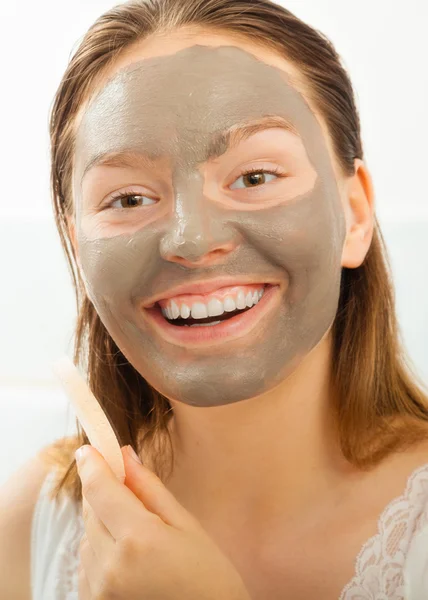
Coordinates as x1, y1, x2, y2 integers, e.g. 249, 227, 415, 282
71, 29, 347, 407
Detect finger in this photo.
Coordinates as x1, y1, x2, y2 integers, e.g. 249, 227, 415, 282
78, 535, 94, 600
79, 528, 114, 598
78, 569, 91, 600
76, 445, 159, 541
81, 494, 114, 565
123, 445, 198, 531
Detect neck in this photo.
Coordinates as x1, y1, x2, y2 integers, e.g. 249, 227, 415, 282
163, 332, 360, 534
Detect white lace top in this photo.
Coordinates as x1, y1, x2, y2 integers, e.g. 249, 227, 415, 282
31, 469, 84, 600
31, 464, 428, 599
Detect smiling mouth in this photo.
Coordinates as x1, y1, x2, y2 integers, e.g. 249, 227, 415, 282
142, 283, 281, 346
154, 284, 272, 327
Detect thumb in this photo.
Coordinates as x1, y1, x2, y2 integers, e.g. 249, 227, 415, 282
121, 445, 199, 530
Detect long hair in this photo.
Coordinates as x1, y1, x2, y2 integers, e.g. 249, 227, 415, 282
43, 0, 428, 503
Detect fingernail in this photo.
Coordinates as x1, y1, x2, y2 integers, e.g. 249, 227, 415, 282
127, 445, 142, 465
75, 445, 89, 465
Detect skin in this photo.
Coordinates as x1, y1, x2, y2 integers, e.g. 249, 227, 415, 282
69, 28, 377, 539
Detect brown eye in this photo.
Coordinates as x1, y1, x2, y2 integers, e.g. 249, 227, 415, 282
119, 195, 143, 208
108, 192, 157, 209
230, 167, 285, 190
243, 172, 267, 187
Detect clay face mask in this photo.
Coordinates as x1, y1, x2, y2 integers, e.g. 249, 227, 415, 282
73, 44, 346, 407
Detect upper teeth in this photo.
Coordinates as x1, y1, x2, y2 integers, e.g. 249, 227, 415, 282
161, 286, 265, 320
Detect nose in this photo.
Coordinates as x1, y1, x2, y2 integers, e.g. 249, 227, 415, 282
159, 185, 239, 268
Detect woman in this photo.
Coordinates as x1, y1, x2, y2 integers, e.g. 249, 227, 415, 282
36, 0, 428, 597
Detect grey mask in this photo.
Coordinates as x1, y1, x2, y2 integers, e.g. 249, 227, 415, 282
73, 45, 346, 407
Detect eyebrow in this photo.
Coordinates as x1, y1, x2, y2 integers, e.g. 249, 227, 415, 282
80, 115, 300, 185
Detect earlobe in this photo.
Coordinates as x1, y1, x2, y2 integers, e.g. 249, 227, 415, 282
341, 159, 375, 269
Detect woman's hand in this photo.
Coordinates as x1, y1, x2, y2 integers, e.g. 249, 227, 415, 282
76, 444, 251, 600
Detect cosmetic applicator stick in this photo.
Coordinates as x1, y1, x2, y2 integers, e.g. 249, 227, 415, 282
51, 355, 126, 484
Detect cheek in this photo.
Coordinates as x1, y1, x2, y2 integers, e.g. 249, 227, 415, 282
241, 203, 339, 268
77, 225, 164, 316
80, 215, 112, 241
239, 202, 343, 303
78, 241, 138, 308
78, 187, 170, 242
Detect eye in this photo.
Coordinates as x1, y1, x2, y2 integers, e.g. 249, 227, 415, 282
230, 166, 286, 190
107, 190, 157, 210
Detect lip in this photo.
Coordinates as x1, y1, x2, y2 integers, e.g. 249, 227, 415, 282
142, 283, 281, 347
142, 276, 282, 308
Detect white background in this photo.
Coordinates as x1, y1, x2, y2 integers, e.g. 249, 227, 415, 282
0, 0, 427, 485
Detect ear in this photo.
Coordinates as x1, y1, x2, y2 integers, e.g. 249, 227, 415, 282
341, 158, 375, 269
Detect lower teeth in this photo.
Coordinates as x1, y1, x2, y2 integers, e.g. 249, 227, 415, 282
186, 320, 222, 327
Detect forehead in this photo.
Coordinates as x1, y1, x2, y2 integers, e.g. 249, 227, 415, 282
74, 45, 331, 183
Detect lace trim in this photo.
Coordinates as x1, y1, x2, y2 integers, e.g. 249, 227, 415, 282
55, 506, 84, 600
338, 462, 428, 599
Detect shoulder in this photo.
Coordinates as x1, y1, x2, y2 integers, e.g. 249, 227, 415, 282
0, 436, 78, 599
